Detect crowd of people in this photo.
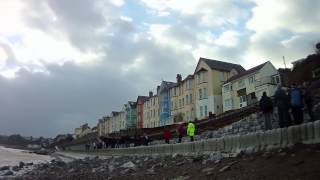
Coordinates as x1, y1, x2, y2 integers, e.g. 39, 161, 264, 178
260, 83, 316, 131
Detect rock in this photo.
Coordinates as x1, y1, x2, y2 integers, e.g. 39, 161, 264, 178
171, 176, 190, 180
3, 170, 14, 176
202, 167, 215, 173
172, 153, 178, 158
192, 156, 203, 162
26, 162, 34, 166
121, 161, 136, 169
219, 165, 231, 173
108, 165, 115, 172
146, 168, 156, 175
12, 166, 20, 171
206, 172, 214, 176
55, 161, 67, 167
176, 162, 184, 166
0, 166, 10, 171
293, 160, 304, 166
19, 161, 25, 168
229, 161, 238, 166
144, 157, 149, 162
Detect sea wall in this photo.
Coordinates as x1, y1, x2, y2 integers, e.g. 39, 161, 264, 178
67, 120, 320, 155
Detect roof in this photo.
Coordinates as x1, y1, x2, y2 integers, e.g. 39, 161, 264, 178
136, 96, 149, 103
197, 57, 245, 73
225, 62, 268, 83
182, 74, 194, 82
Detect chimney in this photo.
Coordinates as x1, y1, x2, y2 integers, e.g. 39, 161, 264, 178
176, 74, 182, 83
149, 91, 153, 97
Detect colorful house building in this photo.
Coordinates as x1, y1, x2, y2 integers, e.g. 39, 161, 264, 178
222, 61, 280, 112
169, 74, 196, 123
194, 58, 245, 119
158, 81, 176, 126
143, 91, 160, 128
136, 96, 149, 129
125, 101, 137, 128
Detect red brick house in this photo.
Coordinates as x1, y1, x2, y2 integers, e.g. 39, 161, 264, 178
136, 95, 149, 129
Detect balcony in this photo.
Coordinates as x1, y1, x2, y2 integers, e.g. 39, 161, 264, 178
255, 76, 278, 87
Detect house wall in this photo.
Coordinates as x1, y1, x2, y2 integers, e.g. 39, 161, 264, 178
222, 62, 280, 112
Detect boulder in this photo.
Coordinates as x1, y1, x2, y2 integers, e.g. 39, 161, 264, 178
219, 165, 231, 173
3, 170, 14, 176
121, 161, 136, 169
0, 166, 10, 171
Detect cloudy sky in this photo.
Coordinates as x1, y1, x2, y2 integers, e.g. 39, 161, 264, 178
0, 0, 319, 137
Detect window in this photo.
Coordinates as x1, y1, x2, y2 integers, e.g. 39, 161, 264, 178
175, 101, 177, 109
171, 101, 173, 110
272, 75, 280, 84
179, 99, 181, 108
203, 87, 208, 99
202, 72, 205, 82
249, 76, 255, 84
200, 106, 203, 117
190, 94, 193, 103
174, 88, 176, 96
224, 99, 232, 109
223, 84, 230, 92
199, 89, 202, 100
197, 74, 200, 84
220, 72, 225, 81
239, 95, 247, 103
182, 98, 185, 107
204, 105, 208, 116
186, 95, 189, 104
238, 79, 245, 88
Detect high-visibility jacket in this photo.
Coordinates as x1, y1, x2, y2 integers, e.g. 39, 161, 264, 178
187, 122, 195, 137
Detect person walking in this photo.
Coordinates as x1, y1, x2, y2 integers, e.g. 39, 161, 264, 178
163, 127, 171, 144
304, 82, 315, 122
274, 85, 291, 128
187, 121, 195, 142
259, 92, 274, 130
176, 123, 184, 143
289, 84, 304, 125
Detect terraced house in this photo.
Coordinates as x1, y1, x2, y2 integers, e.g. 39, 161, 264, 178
143, 91, 160, 128
125, 101, 137, 128
222, 61, 280, 112
194, 58, 245, 119
158, 81, 176, 126
169, 74, 196, 123
136, 96, 149, 129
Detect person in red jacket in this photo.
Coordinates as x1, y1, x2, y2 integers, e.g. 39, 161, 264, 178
163, 128, 171, 144
176, 123, 184, 143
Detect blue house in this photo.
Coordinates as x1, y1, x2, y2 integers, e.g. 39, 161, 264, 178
158, 81, 176, 126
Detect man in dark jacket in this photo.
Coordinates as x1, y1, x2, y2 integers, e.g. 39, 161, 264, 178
260, 92, 273, 130
274, 85, 291, 128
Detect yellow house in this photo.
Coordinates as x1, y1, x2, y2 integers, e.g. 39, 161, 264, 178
194, 58, 245, 119
222, 61, 280, 112
143, 91, 160, 128
169, 74, 196, 123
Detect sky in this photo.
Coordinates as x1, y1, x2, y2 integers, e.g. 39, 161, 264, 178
0, 0, 319, 137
